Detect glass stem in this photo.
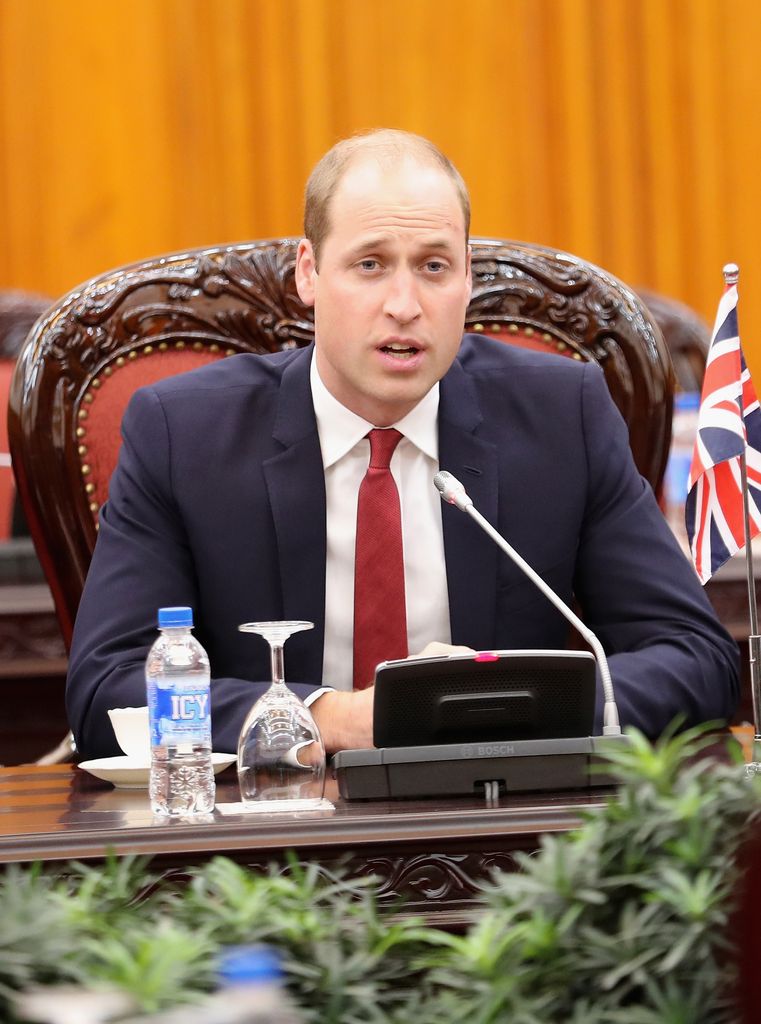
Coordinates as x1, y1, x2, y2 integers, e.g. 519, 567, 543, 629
270, 641, 285, 687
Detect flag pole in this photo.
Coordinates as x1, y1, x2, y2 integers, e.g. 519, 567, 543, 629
725, 262, 761, 770
739, 448, 761, 769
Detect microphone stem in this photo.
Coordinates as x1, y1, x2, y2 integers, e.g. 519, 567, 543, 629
464, 505, 621, 736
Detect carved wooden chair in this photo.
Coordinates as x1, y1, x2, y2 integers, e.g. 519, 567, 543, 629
8, 237, 673, 664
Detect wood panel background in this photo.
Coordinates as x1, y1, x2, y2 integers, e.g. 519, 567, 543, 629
1, 0, 761, 373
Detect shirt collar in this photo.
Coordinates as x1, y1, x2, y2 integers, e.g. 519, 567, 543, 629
310, 352, 439, 469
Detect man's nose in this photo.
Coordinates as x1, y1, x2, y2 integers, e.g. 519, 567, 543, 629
383, 270, 422, 324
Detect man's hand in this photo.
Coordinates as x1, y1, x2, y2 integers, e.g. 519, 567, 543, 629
311, 643, 474, 753
310, 687, 375, 753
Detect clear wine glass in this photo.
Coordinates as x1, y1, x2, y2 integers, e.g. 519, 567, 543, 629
237, 620, 327, 810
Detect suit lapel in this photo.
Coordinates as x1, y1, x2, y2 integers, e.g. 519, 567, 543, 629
263, 347, 326, 681
438, 358, 499, 650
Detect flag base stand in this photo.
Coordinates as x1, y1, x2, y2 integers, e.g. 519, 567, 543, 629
744, 636, 761, 778
744, 734, 761, 778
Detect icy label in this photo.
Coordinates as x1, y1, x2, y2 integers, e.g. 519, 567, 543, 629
149, 683, 211, 746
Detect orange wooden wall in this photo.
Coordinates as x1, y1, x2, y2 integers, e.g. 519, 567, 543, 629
2, 0, 761, 373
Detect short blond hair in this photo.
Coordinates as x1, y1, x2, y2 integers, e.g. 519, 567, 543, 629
304, 129, 470, 264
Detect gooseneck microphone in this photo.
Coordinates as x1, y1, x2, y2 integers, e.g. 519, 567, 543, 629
434, 470, 621, 736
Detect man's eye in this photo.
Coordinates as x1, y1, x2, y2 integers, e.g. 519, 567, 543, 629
358, 259, 379, 271
425, 260, 447, 273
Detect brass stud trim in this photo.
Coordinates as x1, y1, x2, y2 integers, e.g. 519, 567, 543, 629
76, 427, 86, 438
83, 392, 94, 403
175, 341, 185, 350
78, 445, 87, 456
490, 324, 501, 333
81, 464, 91, 476
144, 345, 153, 355
89, 502, 99, 513
225, 348, 236, 356
78, 409, 88, 420
508, 324, 519, 334
85, 482, 95, 494
159, 342, 168, 351
91, 378, 101, 388
103, 366, 112, 376
524, 327, 534, 337
192, 341, 203, 351
210, 343, 220, 353
128, 350, 137, 360
473, 323, 484, 332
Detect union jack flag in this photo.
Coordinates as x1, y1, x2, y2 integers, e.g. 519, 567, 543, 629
686, 272, 761, 583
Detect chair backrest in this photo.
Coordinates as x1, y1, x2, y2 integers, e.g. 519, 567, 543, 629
8, 237, 673, 649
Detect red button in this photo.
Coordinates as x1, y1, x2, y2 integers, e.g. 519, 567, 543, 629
474, 652, 499, 662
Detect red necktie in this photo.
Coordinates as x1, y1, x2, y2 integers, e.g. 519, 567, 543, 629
353, 429, 408, 689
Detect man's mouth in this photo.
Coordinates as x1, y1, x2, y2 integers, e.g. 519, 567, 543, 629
380, 341, 420, 360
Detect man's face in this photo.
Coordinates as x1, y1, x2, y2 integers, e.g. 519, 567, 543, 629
295, 156, 472, 426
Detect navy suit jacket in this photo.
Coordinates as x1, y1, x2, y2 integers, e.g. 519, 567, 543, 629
67, 336, 740, 758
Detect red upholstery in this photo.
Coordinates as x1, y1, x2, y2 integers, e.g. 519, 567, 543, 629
82, 348, 224, 515
475, 324, 580, 359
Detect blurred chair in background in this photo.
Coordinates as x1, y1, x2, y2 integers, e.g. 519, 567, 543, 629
0, 291, 52, 541
636, 288, 710, 394
0, 290, 51, 359
636, 289, 712, 520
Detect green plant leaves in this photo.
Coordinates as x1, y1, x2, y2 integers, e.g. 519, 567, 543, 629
2, 724, 759, 1022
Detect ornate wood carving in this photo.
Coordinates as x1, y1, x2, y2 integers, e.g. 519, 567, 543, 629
32, 242, 312, 400
0, 611, 66, 664
358, 850, 521, 903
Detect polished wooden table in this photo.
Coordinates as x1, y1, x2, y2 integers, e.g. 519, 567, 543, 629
0, 763, 608, 924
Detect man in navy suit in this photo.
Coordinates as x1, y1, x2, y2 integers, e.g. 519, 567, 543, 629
67, 130, 739, 759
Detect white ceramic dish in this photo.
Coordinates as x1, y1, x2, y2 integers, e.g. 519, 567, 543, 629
107, 706, 150, 760
78, 753, 237, 789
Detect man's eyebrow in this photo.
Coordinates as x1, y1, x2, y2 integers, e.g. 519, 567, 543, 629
415, 236, 459, 254
344, 235, 393, 258
345, 235, 460, 259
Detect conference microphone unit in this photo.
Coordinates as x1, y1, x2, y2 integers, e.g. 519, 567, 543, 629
333, 471, 627, 802
433, 470, 621, 737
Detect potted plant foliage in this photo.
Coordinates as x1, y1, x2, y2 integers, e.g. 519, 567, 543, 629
1, 725, 759, 1023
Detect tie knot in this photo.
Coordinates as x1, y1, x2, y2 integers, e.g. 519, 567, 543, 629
367, 428, 402, 469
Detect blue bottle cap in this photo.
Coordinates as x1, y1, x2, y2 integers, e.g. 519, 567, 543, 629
674, 390, 701, 411
217, 944, 283, 985
157, 606, 193, 628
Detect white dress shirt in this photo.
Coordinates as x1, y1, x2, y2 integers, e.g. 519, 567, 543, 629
310, 354, 451, 692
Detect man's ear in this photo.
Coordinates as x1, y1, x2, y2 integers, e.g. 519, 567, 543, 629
295, 239, 317, 307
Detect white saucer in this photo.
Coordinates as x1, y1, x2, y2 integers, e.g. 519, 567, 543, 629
78, 753, 237, 789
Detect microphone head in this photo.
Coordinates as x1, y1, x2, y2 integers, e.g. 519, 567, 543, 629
434, 470, 473, 511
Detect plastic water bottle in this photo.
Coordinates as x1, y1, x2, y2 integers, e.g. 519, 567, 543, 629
212, 945, 301, 1023
111, 946, 302, 1023
146, 606, 215, 816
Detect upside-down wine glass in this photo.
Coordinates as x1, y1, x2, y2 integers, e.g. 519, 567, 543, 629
237, 620, 326, 810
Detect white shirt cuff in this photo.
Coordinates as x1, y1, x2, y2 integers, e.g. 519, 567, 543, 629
304, 686, 335, 707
